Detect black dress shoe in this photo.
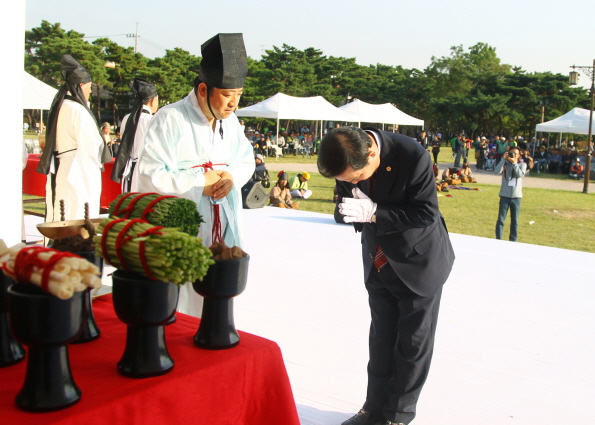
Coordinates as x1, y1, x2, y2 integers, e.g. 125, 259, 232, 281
341, 409, 385, 425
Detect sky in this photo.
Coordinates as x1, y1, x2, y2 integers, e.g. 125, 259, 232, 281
25, 0, 595, 90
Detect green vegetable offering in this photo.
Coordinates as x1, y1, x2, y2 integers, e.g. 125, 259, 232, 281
94, 218, 214, 285
108, 193, 203, 236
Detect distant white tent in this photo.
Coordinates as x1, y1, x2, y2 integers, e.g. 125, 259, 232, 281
235, 92, 360, 140
535, 107, 594, 135
339, 98, 424, 128
23, 71, 58, 131
23, 71, 58, 110
235, 92, 359, 122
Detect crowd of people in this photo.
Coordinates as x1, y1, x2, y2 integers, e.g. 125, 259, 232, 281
418, 131, 592, 181
242, 124, 322, 158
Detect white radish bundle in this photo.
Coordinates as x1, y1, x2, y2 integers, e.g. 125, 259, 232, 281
2, 246, 101, 300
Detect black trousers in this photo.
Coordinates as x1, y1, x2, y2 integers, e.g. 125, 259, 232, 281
363, 264, 443, 424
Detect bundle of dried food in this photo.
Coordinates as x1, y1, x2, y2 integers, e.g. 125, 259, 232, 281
94, 218, 213, 285
208, 243, 248, 260
108, 193, 203, 236
1, 246, 101, 299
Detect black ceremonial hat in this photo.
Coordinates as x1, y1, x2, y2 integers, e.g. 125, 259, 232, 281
130, 78, 158, 103
198, 33, 248, 89
60, 54, 92, 84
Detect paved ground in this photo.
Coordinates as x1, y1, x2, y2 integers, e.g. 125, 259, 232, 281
265, 160, 587, 191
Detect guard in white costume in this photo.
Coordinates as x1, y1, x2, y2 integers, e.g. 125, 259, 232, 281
111, 79, 159, 192
137, 34, 254, 317
37, 54, 106, 222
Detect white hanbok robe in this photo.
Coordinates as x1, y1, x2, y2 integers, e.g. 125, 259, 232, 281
45, 100, 103, 222
120, 105, 153, 192
137, 90, 254, 317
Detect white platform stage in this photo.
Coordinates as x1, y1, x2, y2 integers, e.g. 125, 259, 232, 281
24, 208, 595, 425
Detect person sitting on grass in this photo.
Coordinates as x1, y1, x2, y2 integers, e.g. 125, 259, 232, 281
289, 171, 312, 199
459, 162, 476, 183
569, 159, 584, 180
441, 166, 460, 183
269, 171, 298, 209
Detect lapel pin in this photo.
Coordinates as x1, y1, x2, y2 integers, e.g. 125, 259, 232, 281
386, 166, 392, 171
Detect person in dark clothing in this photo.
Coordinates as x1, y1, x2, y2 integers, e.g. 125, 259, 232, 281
251, 154, 270, 188
318, 127, 454, 425
431, 135, 441, 164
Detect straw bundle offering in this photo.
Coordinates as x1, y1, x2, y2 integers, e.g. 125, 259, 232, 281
1, 245, 101, 300
94, 218, 214, 285
108, 193, 203, 236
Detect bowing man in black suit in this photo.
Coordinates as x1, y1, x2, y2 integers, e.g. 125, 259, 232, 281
318, 127, 455, 425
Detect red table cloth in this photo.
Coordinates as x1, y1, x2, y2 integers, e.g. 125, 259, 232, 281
0, 294, 300, 425
22, 155, 123, 210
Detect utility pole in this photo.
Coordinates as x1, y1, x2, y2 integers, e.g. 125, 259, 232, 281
569, 60, 594, 194
127, 23, 139, 54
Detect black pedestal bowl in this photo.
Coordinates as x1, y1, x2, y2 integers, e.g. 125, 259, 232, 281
192, 255, 249, 350
112, 270, 179, 378
8, 283, 83, 412
0, 270, 25, 367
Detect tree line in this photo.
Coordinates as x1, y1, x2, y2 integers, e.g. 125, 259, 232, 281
25, 20, 590, 138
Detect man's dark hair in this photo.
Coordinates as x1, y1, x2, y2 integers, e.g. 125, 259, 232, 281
192, 76, 214, 96
317, 127, 372, 178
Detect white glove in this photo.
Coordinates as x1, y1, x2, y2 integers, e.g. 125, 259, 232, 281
339, 188, 377, 223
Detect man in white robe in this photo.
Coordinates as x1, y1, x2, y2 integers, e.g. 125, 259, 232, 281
37, 54, 105, 222
137, 33, 254, 317
112, 79, 159, 192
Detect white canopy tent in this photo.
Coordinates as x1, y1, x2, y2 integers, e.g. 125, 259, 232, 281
338, 98, 424, 129
534, 107, 595, 154
23, 70, 58, 130
235, 92, 360, 139
535, 107, 594, 135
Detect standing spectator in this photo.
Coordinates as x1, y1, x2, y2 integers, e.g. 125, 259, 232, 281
36, 54, 105, 222
289, 172, 312, 199
431, 135, 441, 164
111, 129, 121, 159
449, 134, 458, 157
496, 136, 509, 164
495, 147, 526, 242
101, 122, 114, 158
476, 138, 487, 170
417, 130, 429, 150
453, 135, 464, 167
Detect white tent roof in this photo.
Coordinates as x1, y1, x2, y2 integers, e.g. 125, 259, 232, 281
23, 71, 58, 110
535, 107, 595, 135
235, 92, 359, 122
338, 98, 424, 127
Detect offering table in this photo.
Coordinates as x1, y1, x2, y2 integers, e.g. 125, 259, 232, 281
0, 294, 300, 425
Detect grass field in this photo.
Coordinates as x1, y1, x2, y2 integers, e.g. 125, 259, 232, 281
271, 172, 595, 253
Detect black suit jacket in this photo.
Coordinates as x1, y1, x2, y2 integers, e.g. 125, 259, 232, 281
336, 129, 455, 297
